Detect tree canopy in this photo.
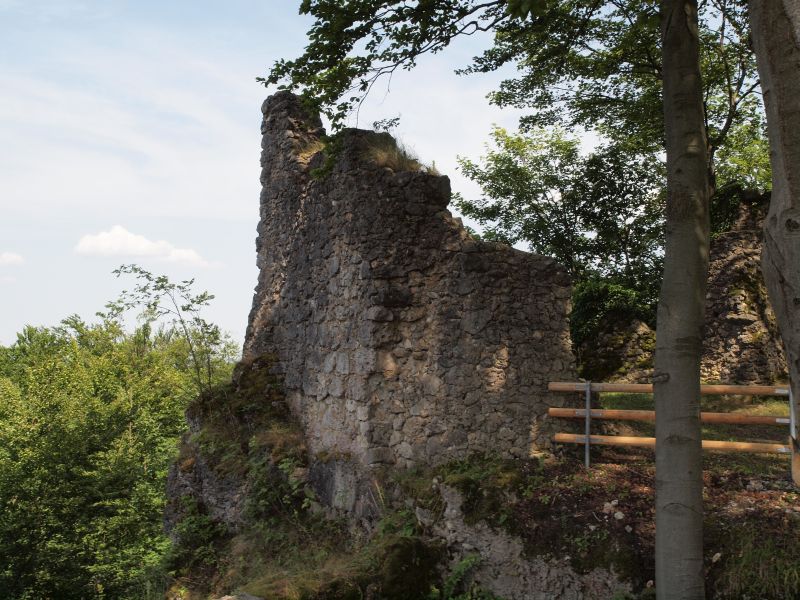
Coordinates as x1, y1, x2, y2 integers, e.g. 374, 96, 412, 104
265, 0, 766, 187
0, 269, 236, 599
455, 129, 663, 293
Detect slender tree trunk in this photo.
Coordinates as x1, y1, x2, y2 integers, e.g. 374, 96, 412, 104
655, 1, 711, 597
749, 0, 800, 483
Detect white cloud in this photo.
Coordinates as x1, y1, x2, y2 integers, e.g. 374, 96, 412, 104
0, 251, 23, 265
75, 225, 217, 267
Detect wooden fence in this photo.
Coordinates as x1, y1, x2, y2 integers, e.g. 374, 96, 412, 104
547, 381, 797, 477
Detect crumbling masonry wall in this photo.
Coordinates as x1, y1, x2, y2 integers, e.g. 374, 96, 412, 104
244, 92, 576, 469
701, 195, 787, 384
578, 195, 787, 385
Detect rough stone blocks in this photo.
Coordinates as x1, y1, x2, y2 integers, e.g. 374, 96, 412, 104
244, 92, 576, 469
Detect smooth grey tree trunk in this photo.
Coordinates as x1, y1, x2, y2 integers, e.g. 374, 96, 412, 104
749, 0, 800, 484
655, 1, 710, 597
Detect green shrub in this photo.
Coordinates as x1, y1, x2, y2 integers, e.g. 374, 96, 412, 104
570, 279, 655, 348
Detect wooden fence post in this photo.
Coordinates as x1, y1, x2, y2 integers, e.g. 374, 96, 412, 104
790, 387, 800, 485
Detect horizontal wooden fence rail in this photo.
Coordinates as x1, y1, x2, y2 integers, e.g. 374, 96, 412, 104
548, 381, 790, 396
548, 380, 797, 472
548, 407, 791, 426
553, 433, 791, 454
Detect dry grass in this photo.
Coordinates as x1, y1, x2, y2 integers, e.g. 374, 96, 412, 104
242, 551, 366, 599
297, 139, 326, 163
363, 134, 438, 174
254, 424, 307, 462
577, 392, 800, 596
231, 510, 439, 600
435, 450, 800, 598
709, 524, 800, 599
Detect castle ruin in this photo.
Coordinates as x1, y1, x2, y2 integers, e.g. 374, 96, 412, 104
243, 92, 576, 470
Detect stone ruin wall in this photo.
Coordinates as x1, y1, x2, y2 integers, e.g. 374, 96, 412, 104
582, 195, 787, 385
701, 196, 787, 384
243, 92, 576, 469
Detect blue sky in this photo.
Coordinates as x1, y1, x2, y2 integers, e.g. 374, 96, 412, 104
0, 1, 526, 348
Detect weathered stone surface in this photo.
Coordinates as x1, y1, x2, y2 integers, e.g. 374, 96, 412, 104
307, 459, 382, 520
582, 196, 787, 385
701, 196, 787, 384
243, 92, 576, 469
434, 485, 631, 600
164, 412, 248, 534
579, 319, 655, 383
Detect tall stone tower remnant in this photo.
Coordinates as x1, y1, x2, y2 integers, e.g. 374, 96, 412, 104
244, 92, 576, 469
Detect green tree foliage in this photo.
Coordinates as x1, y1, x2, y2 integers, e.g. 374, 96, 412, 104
480, 0, 762, 174
103, 264, 235, 396
455, 127, 663, 303
0, 270, 235, 599
455, 128, 589, 276
266, 0, 767, 188
263, 0, 511, 128
570, 279, 654, 347
714, 111, 772, 192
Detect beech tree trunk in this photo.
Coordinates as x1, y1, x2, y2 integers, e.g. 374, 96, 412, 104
749, 0, 800, 483
655, 1, 711, 597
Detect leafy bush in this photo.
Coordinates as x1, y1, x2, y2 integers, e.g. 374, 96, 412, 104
0, 269, 235, 599
571, 279, 655, 349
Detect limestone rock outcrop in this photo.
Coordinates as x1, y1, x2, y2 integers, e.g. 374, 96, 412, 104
434, 485, 632, 600
583, 195, 787, 385
578, 319, 655, 383
701, 195, 787, 384
243, 92, 576, 469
